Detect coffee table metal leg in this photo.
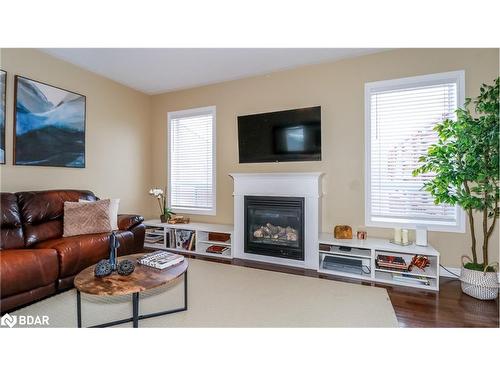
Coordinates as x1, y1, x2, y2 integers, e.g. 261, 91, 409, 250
132, 292, 139, 328
77, 290, 82, 328
184, 269, 188, 310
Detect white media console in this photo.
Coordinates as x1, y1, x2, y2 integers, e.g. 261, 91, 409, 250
143, 220, 233, 260
143, 220, 440, 291
318, 233, 440, 291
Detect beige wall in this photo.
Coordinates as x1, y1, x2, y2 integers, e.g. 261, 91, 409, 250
0, 49, 152, 214
151, 48, 499, 267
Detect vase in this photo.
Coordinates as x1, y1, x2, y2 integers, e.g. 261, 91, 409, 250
460, 256, 499, 300
160, 214, 168, 223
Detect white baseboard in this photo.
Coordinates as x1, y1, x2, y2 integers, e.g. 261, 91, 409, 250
440, 265, 500, 279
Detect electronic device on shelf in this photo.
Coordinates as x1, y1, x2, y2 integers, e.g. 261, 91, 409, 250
323, 255, 363, 275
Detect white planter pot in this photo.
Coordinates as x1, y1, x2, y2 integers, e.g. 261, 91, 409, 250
460, 256, 499, 300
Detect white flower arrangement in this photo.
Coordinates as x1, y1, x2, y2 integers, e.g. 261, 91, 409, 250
148, 187, 175, 219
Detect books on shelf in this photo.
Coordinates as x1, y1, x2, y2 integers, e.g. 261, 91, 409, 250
138, 251, 184, 270
392, 273, 431, 286
166, 228, 175, 248
319, 243, 332, 252
145, 235, 164, 244
205, 245, 230, 255
176, 229, 196, 251
376, 255, 409, 271
145, 228, 165, 244
208, 232, 231, 243
146, 227, 164, 234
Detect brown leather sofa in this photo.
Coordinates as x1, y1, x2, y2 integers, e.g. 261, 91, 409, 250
0, 190, 145, 313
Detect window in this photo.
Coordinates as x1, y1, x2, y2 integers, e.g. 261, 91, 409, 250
168, 106, 216, 215
365, 71, 465, 232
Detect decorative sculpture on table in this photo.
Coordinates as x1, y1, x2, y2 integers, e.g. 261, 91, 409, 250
94, 231, 135, 277
94, 259, 112, 277
117, 260, 135, 276
109, 231, 119, 271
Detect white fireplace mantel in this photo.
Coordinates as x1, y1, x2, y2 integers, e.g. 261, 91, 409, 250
229, 172, 324, 269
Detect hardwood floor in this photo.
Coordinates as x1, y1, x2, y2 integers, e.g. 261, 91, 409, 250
189, 255, 499, 328
382, 277, 499, 327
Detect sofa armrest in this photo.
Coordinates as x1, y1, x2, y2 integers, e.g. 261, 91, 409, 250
117, 214, 144, 231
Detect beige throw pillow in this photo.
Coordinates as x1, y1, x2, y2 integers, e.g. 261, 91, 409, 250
63, 199, 113, 237
79, 198, 120, 230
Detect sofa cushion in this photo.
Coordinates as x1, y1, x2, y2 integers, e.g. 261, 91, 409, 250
0, 193, 25, 249
63, 199, 112, 237
0, 248, 58, 298
80, 198, 120, 230
34, 230, 136, 278
17, 190, 97, 247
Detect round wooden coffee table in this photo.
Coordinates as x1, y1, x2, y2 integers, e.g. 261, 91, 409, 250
74, 253, 188, 328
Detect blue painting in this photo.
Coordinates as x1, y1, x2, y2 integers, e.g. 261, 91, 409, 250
0, 70, 6, 164
14, 76, 86, 167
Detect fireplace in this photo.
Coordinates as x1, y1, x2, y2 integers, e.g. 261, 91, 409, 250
231, 172, 323, 269
244, 196, 305, 261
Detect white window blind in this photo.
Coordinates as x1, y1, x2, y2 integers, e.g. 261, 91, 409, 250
168, 106, 216, 215
365, 71, 465, 232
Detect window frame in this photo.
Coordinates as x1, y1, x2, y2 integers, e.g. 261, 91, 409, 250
167, 105, 217, 216
364, 70, 466, 233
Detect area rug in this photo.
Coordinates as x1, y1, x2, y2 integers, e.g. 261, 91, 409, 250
11, 259, 398, 327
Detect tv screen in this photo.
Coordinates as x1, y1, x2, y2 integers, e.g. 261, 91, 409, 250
238, 106, 321, 163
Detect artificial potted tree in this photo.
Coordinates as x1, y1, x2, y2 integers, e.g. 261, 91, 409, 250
413, 78, 499, 300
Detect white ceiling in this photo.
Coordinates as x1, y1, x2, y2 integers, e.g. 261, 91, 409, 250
41, 48, 386, 95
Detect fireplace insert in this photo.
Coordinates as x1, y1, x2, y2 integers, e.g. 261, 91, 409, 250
244, 196, 304, 261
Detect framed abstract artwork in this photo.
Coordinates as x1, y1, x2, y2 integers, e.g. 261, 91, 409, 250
0, 70, 6, 164
14, 75, 86, 167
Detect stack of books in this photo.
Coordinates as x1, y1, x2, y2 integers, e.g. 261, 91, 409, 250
319, 244, 332, 252
205, 245, 230, 255
376, 255, 409, 272
208, 232, 231, 243
392, 273, 431, 286
145, 228, 164, 244
138, 251, 184, 270
166, 228, 176, 248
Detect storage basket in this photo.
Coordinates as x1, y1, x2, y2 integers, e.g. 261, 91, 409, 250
460, 256, 499, 300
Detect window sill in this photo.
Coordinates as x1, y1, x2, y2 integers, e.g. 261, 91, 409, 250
365, 218, 465, 233
171, 207, 217, 216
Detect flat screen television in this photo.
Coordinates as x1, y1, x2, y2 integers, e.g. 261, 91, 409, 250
237, 106, 321, 163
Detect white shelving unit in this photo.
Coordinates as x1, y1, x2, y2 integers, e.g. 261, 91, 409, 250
143, 219, 233, 260
318, 233, 440, 291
